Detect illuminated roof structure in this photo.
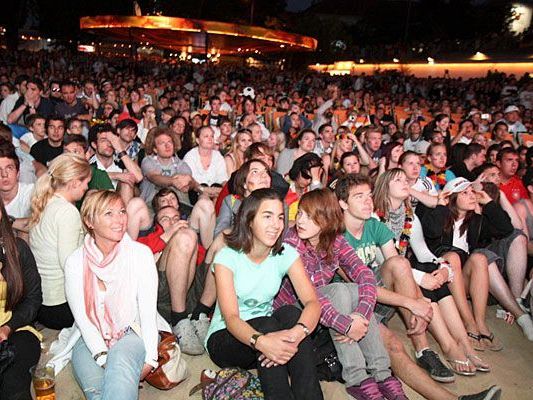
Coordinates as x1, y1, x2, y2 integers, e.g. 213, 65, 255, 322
80, 15, 317, 55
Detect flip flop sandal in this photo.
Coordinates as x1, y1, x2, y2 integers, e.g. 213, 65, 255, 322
467, 332, 485, 351
479, 332, 503, 352
447, 359, 476, 376
467, 354, 491, 373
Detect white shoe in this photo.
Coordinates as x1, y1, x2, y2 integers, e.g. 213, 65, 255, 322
517, 314, 533, 341
172, 318, 205, 355
191, 313, 211, 344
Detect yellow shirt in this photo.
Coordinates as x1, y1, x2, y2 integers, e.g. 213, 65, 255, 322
0, 280, 42, 340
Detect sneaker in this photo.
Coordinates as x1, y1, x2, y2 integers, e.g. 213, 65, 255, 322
458, 385, 502, 400
172, 318, 205, 355
191, 313, 210, 344
377, 376, 408, 400
346, 377, 385, 400
416, 349, 455, 383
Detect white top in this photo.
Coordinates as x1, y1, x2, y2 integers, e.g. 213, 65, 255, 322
29, 195, 84, 306
19, 132, 41, 149
65, 234, 165, 368
5, 182, 34, 218
183, 147, 228, 186
453, 218, 469, 253
0, 92, 19, 123
409, 214, 440, 285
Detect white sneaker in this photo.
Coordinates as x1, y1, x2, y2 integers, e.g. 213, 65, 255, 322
517, 314, 533, 341
192, 313, 211, 344
172, 318, 205, 355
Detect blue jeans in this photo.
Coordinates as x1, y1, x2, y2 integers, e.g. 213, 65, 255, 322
71, 329, 146, 400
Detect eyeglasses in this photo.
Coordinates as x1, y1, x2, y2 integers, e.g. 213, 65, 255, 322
158, 215, 181, 224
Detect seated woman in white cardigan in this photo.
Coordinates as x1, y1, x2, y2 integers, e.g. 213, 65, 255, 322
65, 190, 170, 400
29, 153, 92, 330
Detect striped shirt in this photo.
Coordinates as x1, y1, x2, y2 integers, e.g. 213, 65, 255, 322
274, 228, 377, 334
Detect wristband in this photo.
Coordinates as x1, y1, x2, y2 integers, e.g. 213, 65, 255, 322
93, 351, 108, 363
117, 150, 128, 159
296, 322, 310, 336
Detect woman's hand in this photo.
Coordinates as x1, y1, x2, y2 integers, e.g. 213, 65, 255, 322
0, 325, 11, 342
140, 363, 153, 381
420, 272, 443, 290
346, 314, 369, 342
255, 331, 299, 367
475, 190, 492, 205
432, 268, 449, 285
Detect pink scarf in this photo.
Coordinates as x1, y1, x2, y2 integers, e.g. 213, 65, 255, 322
83, 234, 134, 347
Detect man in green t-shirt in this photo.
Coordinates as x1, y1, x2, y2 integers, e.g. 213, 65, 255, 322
63, 135, 114, 210
334, 174, 502, 400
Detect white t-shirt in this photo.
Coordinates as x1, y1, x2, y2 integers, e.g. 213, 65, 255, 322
19, 132, 41, 149
453, 218, 469, 253
5, 183, 34, 218
183, 147, 228, 186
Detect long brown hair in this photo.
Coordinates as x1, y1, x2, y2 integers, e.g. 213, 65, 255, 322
224, 188, 285, 256
373, 168, 409, 219
444, 191, 475, 236
0, 196, 23, 310
299, 189, 344, 262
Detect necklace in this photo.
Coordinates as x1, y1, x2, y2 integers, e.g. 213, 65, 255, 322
425, 164, 447, 189
378, 203, 413, 257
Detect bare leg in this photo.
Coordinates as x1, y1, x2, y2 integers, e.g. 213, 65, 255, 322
380, 256, 432, 352
487, 261, 525, 319
118, 182, 134, 206
126, 197, 152, 240
437, 296, 488, 369
463, 254, 490, 336
198, 232, 227, 308
189, 195, 216, 248
505, 233, 528, 298
427, 303, 475, 373
161, 228, 198, 313
442, 252, 479, 334
379, 325, 456, 400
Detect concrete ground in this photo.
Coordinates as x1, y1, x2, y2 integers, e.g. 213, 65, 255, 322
41, 306, 533, 399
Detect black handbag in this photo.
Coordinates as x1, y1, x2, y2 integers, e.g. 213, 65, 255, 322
0, 340, 15, 376
312, 326, 344, 383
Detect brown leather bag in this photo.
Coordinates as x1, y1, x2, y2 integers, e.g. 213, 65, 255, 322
145, 331, 189, 390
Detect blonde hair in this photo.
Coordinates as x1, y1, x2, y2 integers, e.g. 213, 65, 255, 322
81, 190, 124, 236
229, 130, 253, 171
29, 153, 91, 227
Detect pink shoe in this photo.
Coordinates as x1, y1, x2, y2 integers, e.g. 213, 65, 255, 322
377, 376, 409, 400
346, 377, 385, 400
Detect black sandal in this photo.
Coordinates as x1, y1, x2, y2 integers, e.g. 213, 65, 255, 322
478, 332, 503, 352
467, 332, 484, 351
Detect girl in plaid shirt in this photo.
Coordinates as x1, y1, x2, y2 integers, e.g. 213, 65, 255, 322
275, 189, 407, 400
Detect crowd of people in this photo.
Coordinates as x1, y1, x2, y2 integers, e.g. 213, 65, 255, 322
0, 48, 532, 400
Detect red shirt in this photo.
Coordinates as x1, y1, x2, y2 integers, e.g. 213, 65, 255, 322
500, 176, 528, 205
136, 224, 206, 265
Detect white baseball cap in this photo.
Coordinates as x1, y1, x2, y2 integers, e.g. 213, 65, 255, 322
443, 177, 472, 194
504, 105, 520, 114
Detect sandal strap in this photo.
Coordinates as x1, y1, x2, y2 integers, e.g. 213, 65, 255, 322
467, 332, 481, 340
479, 332, 495, 342
447, 358, 472, 367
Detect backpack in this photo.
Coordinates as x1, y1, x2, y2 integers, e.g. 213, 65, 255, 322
189, 368, 264, 400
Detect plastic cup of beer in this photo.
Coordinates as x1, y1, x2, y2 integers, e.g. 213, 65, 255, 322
30, 363, 55, 400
